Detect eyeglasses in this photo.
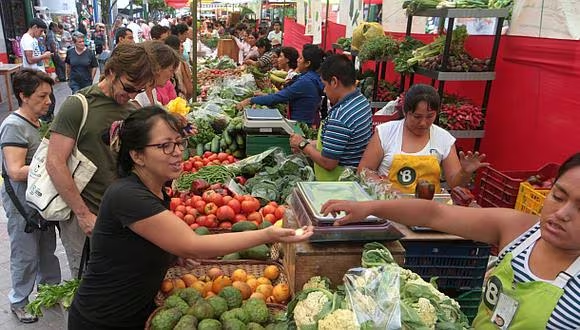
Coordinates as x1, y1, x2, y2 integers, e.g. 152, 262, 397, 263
118, 78, 146, 94
144, 140, 188, 155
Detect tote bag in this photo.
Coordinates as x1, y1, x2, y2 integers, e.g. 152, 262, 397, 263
26, 94, 97, 221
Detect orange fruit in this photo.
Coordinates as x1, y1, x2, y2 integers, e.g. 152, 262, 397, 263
182, 274, 198, 287
231, 269, 248, 282
232, 281, 252, 300
173, 278, 186, 289
255, 284, 273, 298
250, 292, 266, 302
246, 278, 259, 292
257, 277, 272, 286
263, 265, 280, 281
160, 279, 173, 293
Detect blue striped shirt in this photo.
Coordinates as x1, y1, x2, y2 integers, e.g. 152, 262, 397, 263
320, 90, 372, 167
498, 223, 580, 329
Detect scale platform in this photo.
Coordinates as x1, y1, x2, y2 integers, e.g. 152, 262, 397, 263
289, 182, 403, 243
243, 108, 299, 135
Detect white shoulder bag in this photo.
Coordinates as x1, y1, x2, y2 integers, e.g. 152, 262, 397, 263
26, 94, 98, 221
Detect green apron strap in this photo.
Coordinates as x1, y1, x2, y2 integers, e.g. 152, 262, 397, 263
313, 124, 344, 181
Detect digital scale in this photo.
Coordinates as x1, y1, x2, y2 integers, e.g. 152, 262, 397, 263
243, 108, 301, 135
289, 181, 403, 243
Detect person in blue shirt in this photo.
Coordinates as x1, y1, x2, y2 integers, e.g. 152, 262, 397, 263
237, 45, 325, 125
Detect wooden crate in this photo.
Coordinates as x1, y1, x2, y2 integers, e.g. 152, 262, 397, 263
282, 240, 405, 294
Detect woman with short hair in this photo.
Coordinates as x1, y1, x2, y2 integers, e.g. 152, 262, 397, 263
65, 33, 98, 93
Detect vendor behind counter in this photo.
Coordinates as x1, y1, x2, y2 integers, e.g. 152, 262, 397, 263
290, 54, 372, 181
358, 84, 489, 193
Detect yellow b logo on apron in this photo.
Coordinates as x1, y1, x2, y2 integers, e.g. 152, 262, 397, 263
388, 154, 441, 193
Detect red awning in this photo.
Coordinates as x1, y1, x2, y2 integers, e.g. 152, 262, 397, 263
165, 0, 189, 8
364, 0, 382, 4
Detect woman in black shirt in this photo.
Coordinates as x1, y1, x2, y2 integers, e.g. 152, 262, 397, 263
68, 107, 313, 329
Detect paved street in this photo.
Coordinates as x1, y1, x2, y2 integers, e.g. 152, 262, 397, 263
0, 78, 74, 329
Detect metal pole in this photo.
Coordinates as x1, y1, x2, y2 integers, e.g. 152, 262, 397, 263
192, 0, 198, 100
323, 0, 329, 49
143, 0, 149, 21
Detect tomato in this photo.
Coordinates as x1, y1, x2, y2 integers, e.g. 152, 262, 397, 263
196, 215, 207, 225
179, 192, 189, 202
211, 159, 221, 165
242, 200, 257, 214
192, 156, 202, 162
184, 214, 196, 225
202, 190, 216, 202
233, 214, 247, 223
175, 205, 186, 214
217, 152, 228, 162
184, 198, 192, 206
268, 201, 279, 208
261, 205, 276, 216
234, 195, 245, 202
170, 198, 182, 211
174, 211, 185, 219
182, 161, 193, 172
219, 221, 232, 229
227, 155, 235, 163
227, 199, 242, 214
194, 161, 204, 169
191, 195, 202, 202
221, 161, 230, 165
189, 223, 199, 230
247, 211, 263, 224
206, 214, 218, 228
216, 205, 235, 222
209, 193, 224, 207
274, 206, 286, 220
194, 200, 207, 214
202, 159, 210, 166
204, 202, 218, 215
243, 195, 254, 201
187, 207, 199, 217
264, 214, 276, 223
222, 195, 233, 204
203, 151, 213, 158
207, 154, 218, 162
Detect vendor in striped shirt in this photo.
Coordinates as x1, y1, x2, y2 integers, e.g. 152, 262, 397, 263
290, 54, 372, 181
323, 153, 580, 329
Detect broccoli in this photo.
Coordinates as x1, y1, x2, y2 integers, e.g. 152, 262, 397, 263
318, 309, 360, 330
243, 298, 269, 324
151, 307, 183, 330
164, 295, 189, 314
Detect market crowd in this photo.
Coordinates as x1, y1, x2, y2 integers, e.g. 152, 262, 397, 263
1, 10, 578, 330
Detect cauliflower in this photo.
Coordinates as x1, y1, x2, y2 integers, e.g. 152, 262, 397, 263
302, 276, 331, 290
412, 298, 437, 329
293, 291, 331, 329
318, 309, 360, 330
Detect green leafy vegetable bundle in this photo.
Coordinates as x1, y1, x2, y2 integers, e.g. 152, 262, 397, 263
27, 279, 80, 317
358, 35, 399, 62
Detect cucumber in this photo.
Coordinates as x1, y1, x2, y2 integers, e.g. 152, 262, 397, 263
231, 221, 258, 232
239, 244, 270, 260
204, 141, 212, 152
235, 122, 244, 131
223, 130, 233, 145
233, 150, 245, 159
210, 136, 220, 153
235, 134, 245, 146
229, 140, 238, 152
220, 136, 227, 148
196, 143, 204, 156
182, 148, 190, 160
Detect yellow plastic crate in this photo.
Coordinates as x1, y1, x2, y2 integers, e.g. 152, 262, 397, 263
515, 182, 550, 215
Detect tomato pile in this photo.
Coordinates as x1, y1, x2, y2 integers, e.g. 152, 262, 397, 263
182, 152, 238, 173
168, 183, 286, 230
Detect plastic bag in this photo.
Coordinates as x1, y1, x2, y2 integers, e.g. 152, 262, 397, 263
375, 98, 400, 115
351, 22, 385, 51
344, 266, 401, 329
359, 168, 398, 200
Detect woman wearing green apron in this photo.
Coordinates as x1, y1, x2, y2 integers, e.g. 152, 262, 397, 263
289, 55, 373, 181
358, 84, 488, 192
321, 153, 580, 329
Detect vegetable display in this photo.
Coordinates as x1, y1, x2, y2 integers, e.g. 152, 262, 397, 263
336, 37, 352, 51
406, 26, 468, 68
439, 94, 484, 130
358, 35, 399, 62
26, 279, 80, 317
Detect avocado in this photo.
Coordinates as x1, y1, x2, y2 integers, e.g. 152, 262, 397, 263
239, 244, 270, 260
231, 221, 258, 232
195, 226, 211, 235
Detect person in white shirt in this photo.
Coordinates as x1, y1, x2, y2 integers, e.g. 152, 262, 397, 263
159, 15, 171, 28
21, 18, 52, 72
267, 21, 283, 45
126, 17, 142, 42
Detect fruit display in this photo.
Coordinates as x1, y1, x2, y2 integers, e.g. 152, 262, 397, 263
158, 263, 291, 305
419, 53, 491, 72
439, 100, 484, 130
169, 181, 286, 232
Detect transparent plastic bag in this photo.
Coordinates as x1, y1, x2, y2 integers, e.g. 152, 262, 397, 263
344, 266, 401, 329
359, 168, 398, 200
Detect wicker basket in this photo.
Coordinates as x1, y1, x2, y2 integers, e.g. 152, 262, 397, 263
145, 304, 287, 330
155, 260, 289, 306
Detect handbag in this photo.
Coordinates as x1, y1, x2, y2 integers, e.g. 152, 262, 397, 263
26, 93, 97, 221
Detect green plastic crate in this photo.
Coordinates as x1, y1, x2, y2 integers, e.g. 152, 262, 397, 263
456, 289, 482, 323
245, 134, 291, 156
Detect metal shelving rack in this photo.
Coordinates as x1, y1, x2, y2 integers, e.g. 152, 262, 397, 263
402, 8, 509, 147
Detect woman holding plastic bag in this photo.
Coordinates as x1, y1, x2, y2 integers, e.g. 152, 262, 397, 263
322, 153, 580, 329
